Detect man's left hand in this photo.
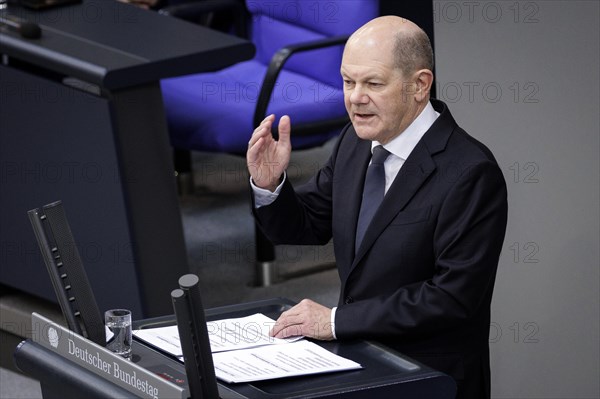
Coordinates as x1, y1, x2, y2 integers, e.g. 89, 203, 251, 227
270, 299, 334, 341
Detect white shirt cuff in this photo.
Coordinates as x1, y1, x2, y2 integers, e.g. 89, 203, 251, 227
330, 306, 337, 340
250, 172, 286, 208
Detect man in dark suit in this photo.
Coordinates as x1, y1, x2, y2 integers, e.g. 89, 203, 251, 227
246, 16, 507, 399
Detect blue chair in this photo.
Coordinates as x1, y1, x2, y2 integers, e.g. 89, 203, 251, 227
161, 0, 379, 285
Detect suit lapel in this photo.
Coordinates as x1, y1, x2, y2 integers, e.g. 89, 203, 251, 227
335, 138, 372, 282
352, 143, 436, 264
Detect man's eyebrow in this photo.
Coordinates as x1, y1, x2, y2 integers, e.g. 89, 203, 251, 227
340, 71, 384, 81
340, 70, 354, 80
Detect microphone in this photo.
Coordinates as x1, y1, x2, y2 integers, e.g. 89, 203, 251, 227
0, 15, 41, 39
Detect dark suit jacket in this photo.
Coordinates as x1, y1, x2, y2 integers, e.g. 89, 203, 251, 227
253, 99, 508, 399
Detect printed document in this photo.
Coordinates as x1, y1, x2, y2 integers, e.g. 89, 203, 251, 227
133, 313, 362, 383
134, 313, 301, 357
213, 339, 361, 383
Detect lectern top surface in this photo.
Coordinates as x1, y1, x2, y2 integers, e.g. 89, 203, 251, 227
0, 0, 255, 89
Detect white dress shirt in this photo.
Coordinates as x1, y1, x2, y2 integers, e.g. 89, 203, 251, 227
372, 101, 440, 194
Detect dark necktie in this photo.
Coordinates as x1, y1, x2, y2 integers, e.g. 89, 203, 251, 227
355, 145, 390, 252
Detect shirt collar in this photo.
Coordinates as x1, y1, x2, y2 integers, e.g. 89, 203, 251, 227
372, 101, 440, 160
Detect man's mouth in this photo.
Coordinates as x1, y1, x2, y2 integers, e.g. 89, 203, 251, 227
353, 113, 375, 122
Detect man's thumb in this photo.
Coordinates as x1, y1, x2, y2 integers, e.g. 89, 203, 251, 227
278, 115, 291, 145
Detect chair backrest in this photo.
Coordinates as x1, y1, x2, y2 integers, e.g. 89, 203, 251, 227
247, 0, 379, 88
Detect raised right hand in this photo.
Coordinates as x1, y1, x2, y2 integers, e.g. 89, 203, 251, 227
246, 114, 292, 192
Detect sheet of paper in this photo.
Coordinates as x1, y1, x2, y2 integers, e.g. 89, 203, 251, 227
133, 313, 301, 357
207, 313, 302, 353
134, 325, 184, 356
213, 340, 362, 384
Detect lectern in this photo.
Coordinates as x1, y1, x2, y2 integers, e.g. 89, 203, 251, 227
0, 0, 255, 317
15, 299, 457, 398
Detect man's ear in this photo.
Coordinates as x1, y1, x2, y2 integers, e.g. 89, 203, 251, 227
414, 69, 434, 102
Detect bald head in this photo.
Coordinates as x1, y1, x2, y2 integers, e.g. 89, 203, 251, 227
347, 16, 434, 77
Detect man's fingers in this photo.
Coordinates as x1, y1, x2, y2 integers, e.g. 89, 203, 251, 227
249, 124, 268, 146
275, 325, 303, 339
247, 137, 264, 164
248, 115, 277, 148
270, 312, 301, 337
271, 322, 303, 339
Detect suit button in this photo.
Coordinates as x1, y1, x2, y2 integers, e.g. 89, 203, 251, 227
344, 296, 354, 304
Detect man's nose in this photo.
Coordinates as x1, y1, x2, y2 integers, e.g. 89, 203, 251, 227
349, 85, 369, 104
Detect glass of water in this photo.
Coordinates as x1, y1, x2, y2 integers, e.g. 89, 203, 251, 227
105, 309, 132, 360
